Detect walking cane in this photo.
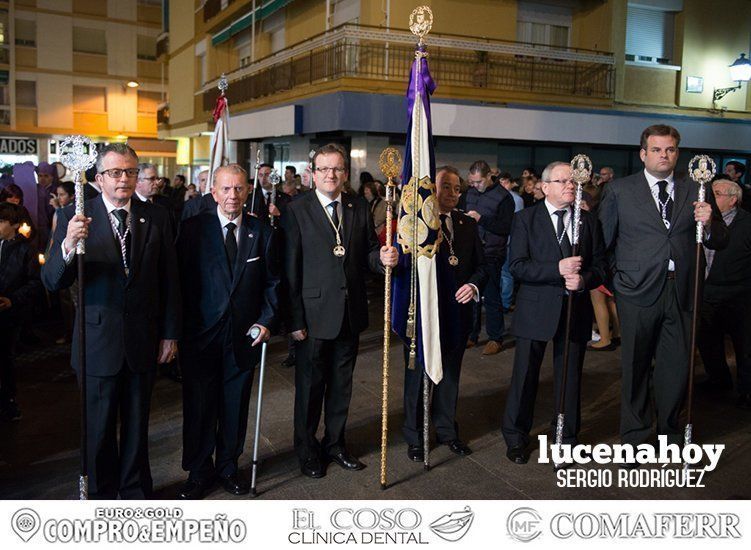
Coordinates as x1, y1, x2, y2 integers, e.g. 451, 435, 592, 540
378, 147, 402, 490
59, 136, 98, 500
554, 155, 592, 468
248, 325, 268, 497
684, 155, 716, 471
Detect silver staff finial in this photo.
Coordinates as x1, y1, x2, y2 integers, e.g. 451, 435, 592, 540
218, 73, 228, 95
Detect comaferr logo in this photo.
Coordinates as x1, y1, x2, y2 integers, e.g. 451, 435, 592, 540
507, 507, 542, 542
429, 506, 475, 542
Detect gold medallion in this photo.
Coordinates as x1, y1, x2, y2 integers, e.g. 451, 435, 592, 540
448, 255, 459, 266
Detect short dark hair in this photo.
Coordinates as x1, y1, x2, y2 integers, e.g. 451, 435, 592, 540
0, 202, 23, 224
174, 174, 186, 185
0, 183, 24, 205
258, 163, 273, 170
725, 160, 746, 176
58, 181, 75, 197
312, 143, 349, 173
285, 165, 296, 175
468, 160, 491, 177
498, 171, 513, 181
436, 165, 461, 179
640, 124, 681, 150
96, 143, 138, 173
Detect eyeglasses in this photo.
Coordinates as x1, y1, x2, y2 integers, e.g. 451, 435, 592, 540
139, 176, 159, 182
315, 167, 346, 175
101, 168, 139, 179
545, 179, 575, 185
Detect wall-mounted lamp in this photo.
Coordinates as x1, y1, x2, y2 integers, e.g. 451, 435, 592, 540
713, 53, 751, 103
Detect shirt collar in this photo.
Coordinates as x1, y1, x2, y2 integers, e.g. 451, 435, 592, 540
216, 206, 242, 229
643, 169, 674, 188
315, 189, 342, 209
722, 207, 738, 225
135, 192, 150, 203
101, 194, 131, 215
544, 199, 571, 216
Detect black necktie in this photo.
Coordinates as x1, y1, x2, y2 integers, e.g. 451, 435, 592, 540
112, 209, 127, 237
225, 222, 237, 270
265, 192, 272, 205
657, 180, 673, 223
440, 213, 451, 239
554, 209, 572, 257
329, 201, 340, 227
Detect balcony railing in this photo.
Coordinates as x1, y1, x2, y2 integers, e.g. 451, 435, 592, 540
201, 24, 615, 112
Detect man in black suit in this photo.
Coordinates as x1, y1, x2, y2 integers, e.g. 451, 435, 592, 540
250, 163, 292, 227
697, 179, 751, 409
285, 143, 397, 478
135, 163, 177, 235
176, 164, 280, 499
42, 143, 181, 499
182, 170, 212, 220
502, 161, 606, 464
402, 166, 487, 462
599, 124, 728, 450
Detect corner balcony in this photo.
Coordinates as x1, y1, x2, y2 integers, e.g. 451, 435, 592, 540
200, 23, 615, 113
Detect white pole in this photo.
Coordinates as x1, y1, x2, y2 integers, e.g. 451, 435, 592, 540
385, 0, 391, 79
326, 0, 331, 31
251, 0, 256, 62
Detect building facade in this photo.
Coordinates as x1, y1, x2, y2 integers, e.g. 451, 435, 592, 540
0, 0, 174, 172
159, 0, 751, 184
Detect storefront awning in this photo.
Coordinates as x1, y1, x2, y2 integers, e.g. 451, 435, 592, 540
211, 0, 294, 46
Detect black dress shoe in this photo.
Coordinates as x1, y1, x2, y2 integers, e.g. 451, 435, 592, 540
446, 440, 472, 456
178, 477, 214, 500
301, 457, 326, 478
506, 445, 528, 465
220, 474, 249, 496
407, 445, 424, 462
329, 450, 365, 471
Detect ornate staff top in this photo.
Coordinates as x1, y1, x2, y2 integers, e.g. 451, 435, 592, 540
218, 73, 228, 95
570, 154, 592, 185
269, 170, 281, 186
409, 5, 433, 45
688, 155, 716, 185
59, 135, 98, 175
378, 147, 402, 181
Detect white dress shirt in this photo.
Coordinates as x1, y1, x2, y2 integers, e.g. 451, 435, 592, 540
544, 199, 573, 244
62, 196, 132, 263
216, 206, 242, 245
643, 169, 675, 271
315, 189, 342, 223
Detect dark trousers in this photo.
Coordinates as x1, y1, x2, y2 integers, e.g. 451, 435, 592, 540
502, 307, 585, 448
83, 366, 155, 499
697, 293, 751, 394
294, 316, 359, 462
471, 257, 505, 342
403, 342, 466, 446
0, 326, 21, 401
181, 325, 253, 480
617, 279, 690, 445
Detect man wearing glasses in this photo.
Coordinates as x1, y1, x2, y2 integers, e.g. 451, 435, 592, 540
135, 162, 176, 235
42, 143, 181, 499
284, 143, 398, 478
502, 161, 606, 465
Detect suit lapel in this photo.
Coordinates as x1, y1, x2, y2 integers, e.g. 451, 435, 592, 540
670, 176, 690, 232
535, 203, 563, 259
127, 201, 149, 284
231, 213, 255, 292
305, 192, 337, 245
634, 172, 669, 232
205, 212, 232, 289
89, 196, 122, 268
342, 193, 354, 252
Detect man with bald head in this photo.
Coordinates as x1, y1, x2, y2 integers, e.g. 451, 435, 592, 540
697, 179, 751, 409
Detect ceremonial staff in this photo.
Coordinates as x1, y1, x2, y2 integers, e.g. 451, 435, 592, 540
248, 325, 268, 497
684, 155, 716, 467
267, 169, 281, 228
59, 135, 98, 500
250, 148, 262, 215
207, 74, 230, 194
554, 154, 591, 456
378, 146, 402, 490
